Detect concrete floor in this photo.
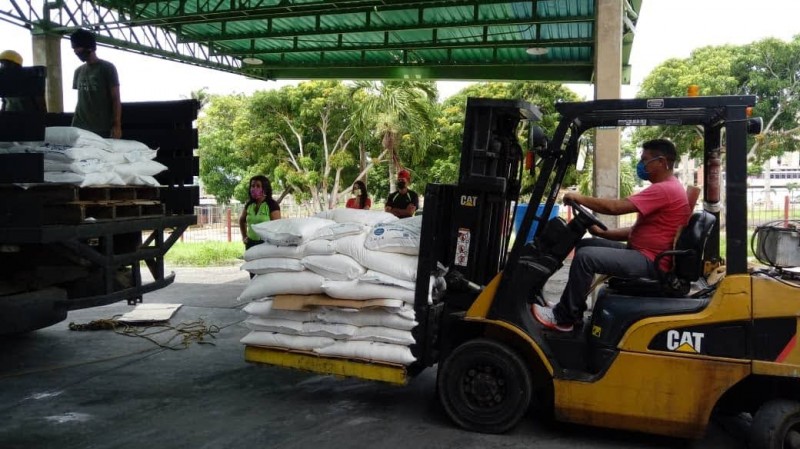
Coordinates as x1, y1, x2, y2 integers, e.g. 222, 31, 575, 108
0, 265, 746, 449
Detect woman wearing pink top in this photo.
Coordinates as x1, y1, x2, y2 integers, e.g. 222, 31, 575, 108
533, 139, 691, 332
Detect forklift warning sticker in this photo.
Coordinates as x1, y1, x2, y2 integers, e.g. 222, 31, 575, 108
455, 228, 471, 267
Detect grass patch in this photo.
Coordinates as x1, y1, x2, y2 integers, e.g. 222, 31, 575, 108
164, 241, 243, 267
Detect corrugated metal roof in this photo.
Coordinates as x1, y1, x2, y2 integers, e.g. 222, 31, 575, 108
3, 0, 642, 82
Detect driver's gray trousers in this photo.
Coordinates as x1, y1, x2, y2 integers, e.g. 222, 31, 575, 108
552, 238, 658, 325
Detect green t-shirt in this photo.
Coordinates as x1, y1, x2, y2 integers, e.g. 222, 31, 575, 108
246, 199, 280, 240
71, 59, 119, 137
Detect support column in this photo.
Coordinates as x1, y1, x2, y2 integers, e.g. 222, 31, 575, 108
593, 0, 623, 228
32, 34, 64, 113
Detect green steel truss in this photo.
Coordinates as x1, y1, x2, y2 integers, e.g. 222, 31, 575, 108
1, 0, 641, 82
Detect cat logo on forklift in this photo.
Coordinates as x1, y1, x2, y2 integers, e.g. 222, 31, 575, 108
460, 195, 478, 207
666, 330, 705, 353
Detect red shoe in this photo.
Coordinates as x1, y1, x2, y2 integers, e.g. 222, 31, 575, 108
532, 304, 574, 332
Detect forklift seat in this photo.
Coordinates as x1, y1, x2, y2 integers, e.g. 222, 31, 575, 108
605, 211, 716, 298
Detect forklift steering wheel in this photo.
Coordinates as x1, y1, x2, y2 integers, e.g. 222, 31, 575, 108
564, 198, 608, 231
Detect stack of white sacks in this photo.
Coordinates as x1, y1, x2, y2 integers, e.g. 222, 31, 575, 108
0, 126, 166, 187
238, 208, 425, 366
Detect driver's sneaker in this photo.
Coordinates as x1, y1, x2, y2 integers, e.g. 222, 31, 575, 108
532, 304, 574, 332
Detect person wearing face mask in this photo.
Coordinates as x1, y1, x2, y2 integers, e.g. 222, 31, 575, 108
346, 180, 372, 209
384, 169, 419, 218
69, 29, 122, 139
533, 138, 690, 332
239, 175, 281, 276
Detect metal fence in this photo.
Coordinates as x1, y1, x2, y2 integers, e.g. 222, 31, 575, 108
176, 198, 800, 244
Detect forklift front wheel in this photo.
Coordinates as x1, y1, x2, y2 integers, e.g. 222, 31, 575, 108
749, 399, 800, 449
437, 338, 532, 434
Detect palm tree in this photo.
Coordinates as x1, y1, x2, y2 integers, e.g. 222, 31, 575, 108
350, 81, 439, 192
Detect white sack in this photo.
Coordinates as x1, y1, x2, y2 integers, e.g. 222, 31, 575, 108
243, 317, 304, 334
114, 160, 168, 177
242, 300, 317, 321
240, 331, 334, 351
243, 240, 336, 261
302, 239, 338, 256
321, 280, 415, 304
28, 145, 124, 163
237, 271, 324, 301
43, 158, 108, 174
45, 126, 111, 150
122, 149, 159, 162
252, 217, 336, 246
118, 173, 161, 186
310, 222, 367, 241
364, 216, 422, 255
334, 233, 418, 282
44, 171, 125, 187
316, 208, 398, 226
358, 270, 416, 291
301, 254, 366, 281
241, 258, 305, 275
107, 139, 151, 153
316, 307, 417, 330
314, 341, 416, 365
351, 327, 415, 345
301, 322, 358, 339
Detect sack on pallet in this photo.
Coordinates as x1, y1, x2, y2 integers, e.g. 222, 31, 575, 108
107, 139, 151, 153
253, 217, 335, 246
114, 160, 168, 177
242, 300, 317, 321
302, 321, 358, 339
243, 239, 336, 261
117, 173, 160, 187
316, 307, 417, 330
321, 280, 415, 304
358, 270, 416, 291
241, 331, 334, 351
237, 271, 325, 302
351, 326, 415, 345
334, 233, 418, 281
43, 170, 125, 187
364, 216, 422, 255
32, 145, 123, 163
243, 317, 305, 334
241, 257, 305, 275
43, 158, 108, 174
301, 254, 366, 281
44, 126, 112, 150
315, 208, 398, 226
314, 340, 416, 365
310, 222, 367, 241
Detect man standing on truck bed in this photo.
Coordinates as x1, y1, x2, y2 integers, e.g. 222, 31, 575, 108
70, 29, 122, 139
533, 138, 690, 332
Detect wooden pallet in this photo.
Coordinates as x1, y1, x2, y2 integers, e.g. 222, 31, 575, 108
78, 186, 161, 202
47, 200, 165, 223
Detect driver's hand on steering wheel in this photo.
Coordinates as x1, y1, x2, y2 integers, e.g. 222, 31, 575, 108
563, 192, 581, 205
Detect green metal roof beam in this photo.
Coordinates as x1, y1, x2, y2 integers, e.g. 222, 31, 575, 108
220, 38, 593, 57
179, 15, 593, 44
103, 0, 543, 28
239, 63, 595, 82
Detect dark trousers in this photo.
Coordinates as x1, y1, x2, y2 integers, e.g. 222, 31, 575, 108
552, 238, 657, 324
244, 239, 264, 279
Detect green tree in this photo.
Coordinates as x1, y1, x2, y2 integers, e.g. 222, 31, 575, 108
350, 81, 439, 192
197, 94, 250, 204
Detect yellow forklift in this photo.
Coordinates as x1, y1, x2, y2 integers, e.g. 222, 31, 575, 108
247, 96, 800, 448
421, 96, 800, 449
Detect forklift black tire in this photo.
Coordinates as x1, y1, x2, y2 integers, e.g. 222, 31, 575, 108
437, 338, 532, 434
749, 399, 800, 449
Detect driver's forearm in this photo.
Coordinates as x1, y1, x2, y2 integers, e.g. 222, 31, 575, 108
597, 226, 631, 241
576, 195, 632, 216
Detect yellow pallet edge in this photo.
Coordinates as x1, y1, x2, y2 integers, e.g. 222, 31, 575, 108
244, 345, 409, 386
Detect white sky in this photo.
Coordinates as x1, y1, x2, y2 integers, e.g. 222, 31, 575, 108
1, 0, 798, 110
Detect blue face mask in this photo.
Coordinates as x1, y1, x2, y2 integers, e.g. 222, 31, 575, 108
636, 156, 663, 181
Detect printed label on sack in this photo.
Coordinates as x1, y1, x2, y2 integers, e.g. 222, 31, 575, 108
455, 228, 471, 267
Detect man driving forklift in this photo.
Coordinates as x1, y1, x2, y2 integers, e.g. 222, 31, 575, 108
533, 138, 690, 331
